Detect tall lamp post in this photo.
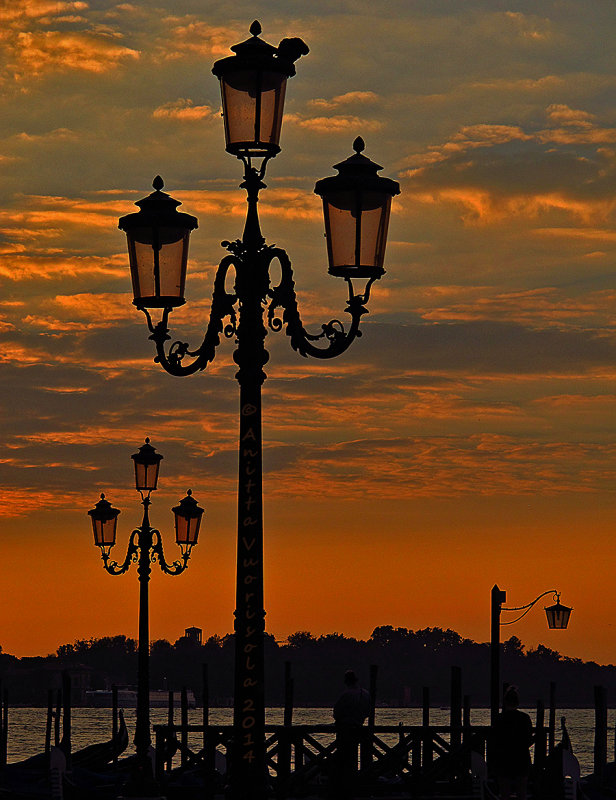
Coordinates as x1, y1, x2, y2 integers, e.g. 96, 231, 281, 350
118, 20, 399, 800
88, 439, 204, 796
490, 584, 572, 726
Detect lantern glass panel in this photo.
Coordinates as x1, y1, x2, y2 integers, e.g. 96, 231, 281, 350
127, 227, 188, 307
221, 70, 287, 153
323, 190, 392, 272
175, 513, 201, 546
545, 603, 571, 629
134, 460, 160, 492
92, 515, 117, 548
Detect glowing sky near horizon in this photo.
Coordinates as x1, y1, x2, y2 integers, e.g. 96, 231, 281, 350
0, 0, 616, 668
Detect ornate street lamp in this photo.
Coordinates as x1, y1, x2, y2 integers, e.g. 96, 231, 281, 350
88, 441, 204, 797
119, 22, 399, 800
490, 585, 572, 726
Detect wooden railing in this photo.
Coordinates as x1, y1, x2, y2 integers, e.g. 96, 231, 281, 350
152, 722, 515, 797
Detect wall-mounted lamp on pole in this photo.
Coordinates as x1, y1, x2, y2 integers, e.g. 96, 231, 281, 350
490, 584, 572, 726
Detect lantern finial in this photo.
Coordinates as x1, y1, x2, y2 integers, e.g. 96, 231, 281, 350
353, 136, 365, 154
250, 20, 262, 37
152, 176, 164, 192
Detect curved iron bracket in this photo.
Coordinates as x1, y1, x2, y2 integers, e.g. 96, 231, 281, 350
101, 529, 140, 575
501, 589, 559, 625
266, 247, 371, 359
151, 529, 190, 576
140, 255, 239, 377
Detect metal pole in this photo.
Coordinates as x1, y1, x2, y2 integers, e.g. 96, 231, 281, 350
231, 167, 268, 800
135, 501, 153, 789
490, 584, 506, 727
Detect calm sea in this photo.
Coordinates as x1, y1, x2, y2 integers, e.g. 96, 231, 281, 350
5, 707, 612, 777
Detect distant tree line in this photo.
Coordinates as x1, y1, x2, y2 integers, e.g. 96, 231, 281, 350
1, 627, 614, 707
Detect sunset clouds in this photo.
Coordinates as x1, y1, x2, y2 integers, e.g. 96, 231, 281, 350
0, 0, 615, 662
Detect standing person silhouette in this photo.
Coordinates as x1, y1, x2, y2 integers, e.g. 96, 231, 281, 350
329, 670, 371, 799
492, 686, 534, 800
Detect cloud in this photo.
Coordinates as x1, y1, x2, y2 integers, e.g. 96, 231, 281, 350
155, 19, 246, 60
308, 91, 379, 110
10, 30, 139, 78
286, 113, 383, 133
152, 98, 215, 122
401, 105, 616, 224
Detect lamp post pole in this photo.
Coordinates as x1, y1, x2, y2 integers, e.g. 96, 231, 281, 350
489, 585, 572, 727
88, 441, 204, 797
118, 22, 400, 799
490, 584, 506, 727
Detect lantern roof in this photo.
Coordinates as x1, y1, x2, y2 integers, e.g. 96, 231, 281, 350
315, 137, 401, 198
173, 489, 204, 520
212, 20, 308, 80
131, 437, 163, 466
88, 493, 120, 523
118, 176, 198, 233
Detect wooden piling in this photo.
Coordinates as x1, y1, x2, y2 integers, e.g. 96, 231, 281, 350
54, 689, 61, 747
534, 700, 545, 770
278, 662, 294, 796
422, 686, 432, 769
202, 664, 215, 800
463, 694, 471, 748
166, 689, 174, 773
45, 689, 53, 756
112, 685, 118, 766
181, 686, 188, 768
202, 663, 209, 752
283, 661, 294, 728
0, 688, 7, 771
61, 671, 71, 768
360, 665, 377, 771
594, 685, 608, 786
548, 681, 556, 753
450, 666, 462, 750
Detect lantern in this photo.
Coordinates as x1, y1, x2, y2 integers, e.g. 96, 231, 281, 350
212, 21, 308, 158
131, 438, 163, 493
172, 489, 204, 547
545, 596, 572, 629
88, 493, 120, 548
118, 176, 198, 308
314, 137, 400, 280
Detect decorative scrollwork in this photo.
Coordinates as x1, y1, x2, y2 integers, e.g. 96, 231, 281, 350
101, 530, 139, 576
151, 529, 190, 576
140, 256, 239, 377
265, 248, 366, 360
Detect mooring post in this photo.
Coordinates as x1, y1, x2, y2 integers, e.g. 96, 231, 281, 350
278, 661, 294, 795
361, 664, 378, 771
45, 689, 53, 756
181, 686, 188, 768
202, 664, 216, 800
422, 686, 432, 769
61, 671, 72, 769
548, 681, 556, 753
463, 694, 471, 748
450, 666, 462, 750
0, 687, 7, 771
54, 689, 61, 747
534, 700, 545, 770
166, 689, 174, 773
594, 685, 607, 787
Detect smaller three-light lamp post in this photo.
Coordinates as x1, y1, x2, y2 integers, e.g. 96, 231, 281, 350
88, 439, 204, 796
490, 584, 572, 726
118, 20, 400, 800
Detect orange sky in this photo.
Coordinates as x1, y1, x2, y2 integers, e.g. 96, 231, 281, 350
0, 1, 616, 667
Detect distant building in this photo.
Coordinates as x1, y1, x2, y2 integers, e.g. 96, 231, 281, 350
184, 627, 202, 645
